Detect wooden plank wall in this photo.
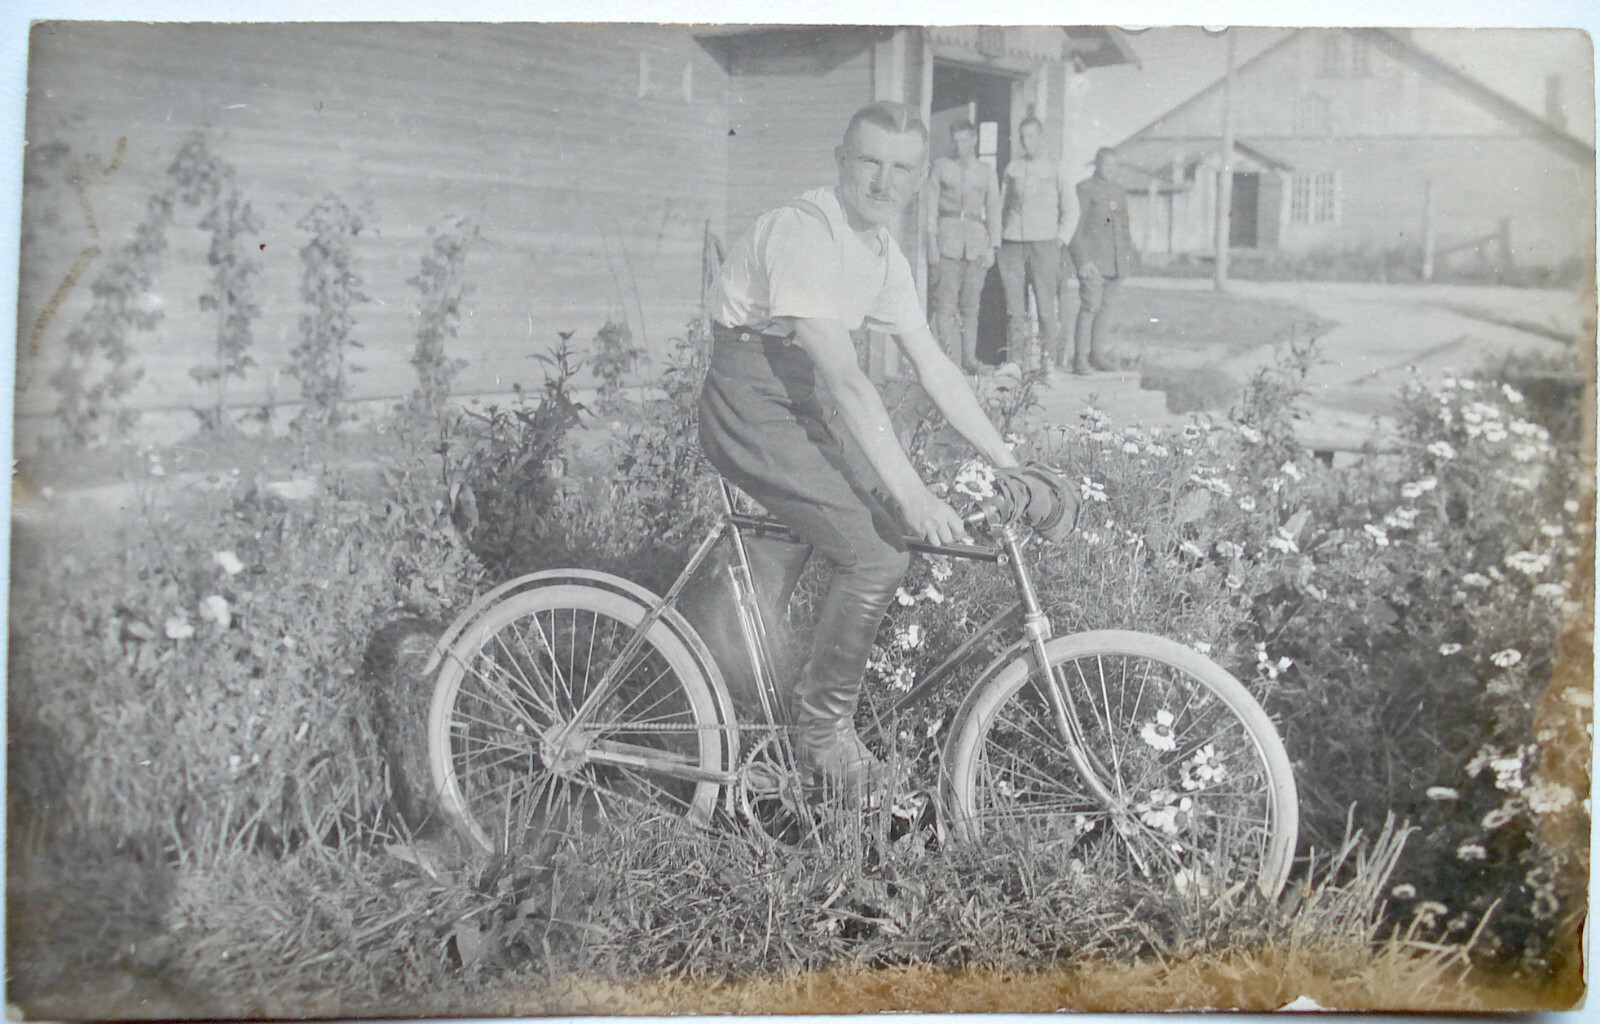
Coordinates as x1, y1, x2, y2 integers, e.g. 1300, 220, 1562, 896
724, 51, 872, 243
16, 22, 730, 428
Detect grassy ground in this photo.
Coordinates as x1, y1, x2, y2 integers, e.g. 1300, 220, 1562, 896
1107, 283, 1332, 363
1088, 283, 1333, 414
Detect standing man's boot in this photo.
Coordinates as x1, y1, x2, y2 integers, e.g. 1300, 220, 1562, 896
1072, 306, 1095, 374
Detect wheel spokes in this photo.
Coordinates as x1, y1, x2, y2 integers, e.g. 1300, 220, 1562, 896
969, 650, 1284, 895
444, 603, 711, 848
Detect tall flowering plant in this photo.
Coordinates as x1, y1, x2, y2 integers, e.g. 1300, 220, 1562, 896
858, 343, 1587, 981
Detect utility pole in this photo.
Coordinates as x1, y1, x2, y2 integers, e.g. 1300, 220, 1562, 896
1214, 27, 1236, 292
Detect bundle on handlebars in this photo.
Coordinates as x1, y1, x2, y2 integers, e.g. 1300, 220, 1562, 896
968, 465, 1081, 544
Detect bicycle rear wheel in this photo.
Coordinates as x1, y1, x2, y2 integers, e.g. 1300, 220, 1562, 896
428, 581, 725, 854
943, 630, 1297, 900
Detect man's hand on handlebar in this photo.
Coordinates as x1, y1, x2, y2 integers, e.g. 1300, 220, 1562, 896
899, 486, 970, 547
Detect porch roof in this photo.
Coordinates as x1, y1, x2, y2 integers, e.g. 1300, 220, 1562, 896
693, 25, 894, 75
924, 26, 1140, 70
695, 25, 1139, 76
1118, 138, 1296, 189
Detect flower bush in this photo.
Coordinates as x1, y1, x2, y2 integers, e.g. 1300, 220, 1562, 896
8, 455, 482, 858
857, 342, 1589, 979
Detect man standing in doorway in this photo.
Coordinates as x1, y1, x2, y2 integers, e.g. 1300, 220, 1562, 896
697, 101, 1019, 798
925, 120, 1000, 374
1066, 147, 1138, 374
998, 116, 1072, 378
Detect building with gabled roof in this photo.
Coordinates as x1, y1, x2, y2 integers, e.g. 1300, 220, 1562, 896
1112, 28, 1594, 280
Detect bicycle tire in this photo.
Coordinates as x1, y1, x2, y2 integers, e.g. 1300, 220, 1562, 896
943, 630, 1298, 900
428, 581, 725, 854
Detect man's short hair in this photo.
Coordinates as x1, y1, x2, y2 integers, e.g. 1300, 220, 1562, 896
842, 101, 929, 150
1018, 116, 1044, 133
1096, 146, 1119, 160
950, 119, 977, 136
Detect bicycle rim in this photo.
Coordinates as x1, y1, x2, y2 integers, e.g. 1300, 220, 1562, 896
428, 583, 724, 854
945, 630, 1298, 900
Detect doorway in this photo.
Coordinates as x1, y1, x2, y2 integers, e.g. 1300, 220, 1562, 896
930, 61, 1015, 365
1230, 171, 1261, 248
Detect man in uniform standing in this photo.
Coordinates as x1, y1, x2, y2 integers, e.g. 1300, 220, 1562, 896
998, 117, 1072, 378
925, 119, 1000, 374
1066, 147, 1138, 374
697, 101, 1018, 797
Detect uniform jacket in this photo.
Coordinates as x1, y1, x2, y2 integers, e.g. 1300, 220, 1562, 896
1067, 175, 1137, 278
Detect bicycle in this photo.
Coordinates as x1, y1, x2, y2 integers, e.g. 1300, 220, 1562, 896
421, 469, 1300, 900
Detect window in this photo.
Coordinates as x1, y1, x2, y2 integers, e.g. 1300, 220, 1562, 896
1319, 32, 1371, 78
1290, 172, 1338, 224
1320, 35, 1343, 76
1349, 37, 1370, 76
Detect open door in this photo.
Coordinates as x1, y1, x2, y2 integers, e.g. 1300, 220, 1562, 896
930, 61, 1014, 365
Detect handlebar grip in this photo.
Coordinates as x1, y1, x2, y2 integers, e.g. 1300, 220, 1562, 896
978, 465, 1081, 543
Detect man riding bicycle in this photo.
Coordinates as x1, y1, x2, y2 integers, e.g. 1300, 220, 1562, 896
696, 101, 1020, 799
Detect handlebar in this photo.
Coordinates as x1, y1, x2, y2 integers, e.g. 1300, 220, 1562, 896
968, 465, 1080, 544
726, 464, 1078, 564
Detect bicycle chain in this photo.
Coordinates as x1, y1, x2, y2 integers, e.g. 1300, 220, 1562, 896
573, 720, 785, 734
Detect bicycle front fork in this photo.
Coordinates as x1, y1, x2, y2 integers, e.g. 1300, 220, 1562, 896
999, 525, 1124, 815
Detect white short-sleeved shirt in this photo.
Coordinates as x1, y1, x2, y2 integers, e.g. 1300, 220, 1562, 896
711, 186, 925, 338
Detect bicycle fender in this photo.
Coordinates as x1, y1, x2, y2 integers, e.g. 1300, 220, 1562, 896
935, 636, 1034, 815
427, 569, 741, 767
938, 629, 1257, 770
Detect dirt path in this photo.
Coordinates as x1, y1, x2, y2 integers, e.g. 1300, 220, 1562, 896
1033, 278, 1584, 451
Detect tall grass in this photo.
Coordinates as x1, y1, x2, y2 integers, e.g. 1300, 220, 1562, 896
6, 331, 1588, 1015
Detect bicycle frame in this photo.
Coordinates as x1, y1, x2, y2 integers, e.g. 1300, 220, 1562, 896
431, 477, 1122, 814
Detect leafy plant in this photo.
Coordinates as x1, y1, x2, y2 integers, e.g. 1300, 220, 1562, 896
590, 317, 645, 414
602, 314, 717, 551
407, 215, 479, 422
170, 133, 265, 432
440, 336, 587, 575
289, 196, 369, 431
50, 171, 175, 447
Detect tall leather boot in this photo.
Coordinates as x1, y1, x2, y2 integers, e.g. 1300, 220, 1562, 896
1072, 305, 1095, 374
788, 549, 909, 797
961, 321, 981, 376
1088, 300, 1116, 371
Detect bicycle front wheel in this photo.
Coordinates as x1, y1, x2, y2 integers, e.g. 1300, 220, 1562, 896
944, 630, 1298, 900
428, 582, 725, 854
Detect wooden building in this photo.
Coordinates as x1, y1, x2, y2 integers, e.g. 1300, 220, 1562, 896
1113, 28, 1596, 279
15, 23, 1135, 442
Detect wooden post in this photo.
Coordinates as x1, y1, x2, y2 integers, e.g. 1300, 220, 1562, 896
917, 31, 934, 308
1213, 28, 1236, 292
874, 29, 908, 380
701, 218, 723, 307
1421, 177, 1436, 281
